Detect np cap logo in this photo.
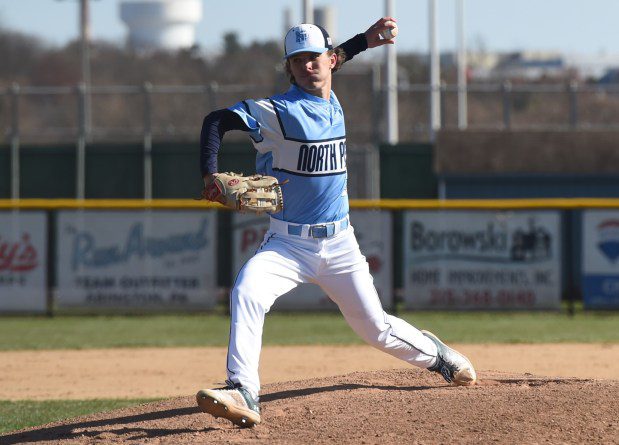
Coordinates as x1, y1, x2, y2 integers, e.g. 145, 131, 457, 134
295, 30, 308, 43
284, 23, 333, 59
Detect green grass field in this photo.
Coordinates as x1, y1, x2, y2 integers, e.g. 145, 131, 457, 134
0, 311, 618, 351
1, 310, 617, 435
0, 399, 159, 435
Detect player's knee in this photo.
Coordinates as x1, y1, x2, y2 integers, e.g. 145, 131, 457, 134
231, 284, 268, 314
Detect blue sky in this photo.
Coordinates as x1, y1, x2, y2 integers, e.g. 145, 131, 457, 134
0, 0, 616, 55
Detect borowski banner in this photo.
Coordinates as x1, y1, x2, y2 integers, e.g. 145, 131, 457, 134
0, 211, 47, 313
232, 210, 393, 310
56, 211, 217, 311
403, 210, 561, 310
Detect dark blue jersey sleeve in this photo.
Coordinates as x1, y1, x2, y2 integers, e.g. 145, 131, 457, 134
200, 108, 249, 176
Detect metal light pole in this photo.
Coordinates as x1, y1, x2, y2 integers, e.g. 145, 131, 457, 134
10, 84, 20, 200
80, 0, 92, 135
58, 0, 92, 198
385, 0, 398, 144
456, 0, 468, 129
429, 0, 441, 141
77, 0, 91, 199
302, 0, 314, 23
57, 0, 92, 100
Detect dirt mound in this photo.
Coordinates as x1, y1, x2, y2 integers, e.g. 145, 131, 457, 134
2, 369, 617, 444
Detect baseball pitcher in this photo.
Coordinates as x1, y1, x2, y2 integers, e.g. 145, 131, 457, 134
196, 17, 476, 428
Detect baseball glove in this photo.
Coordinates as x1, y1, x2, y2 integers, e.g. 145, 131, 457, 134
201, 172, 284, 213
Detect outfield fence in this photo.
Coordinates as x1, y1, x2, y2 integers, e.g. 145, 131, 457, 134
4, 81, 619, 143
3, 79, 619, 200
1, 198, 618, 315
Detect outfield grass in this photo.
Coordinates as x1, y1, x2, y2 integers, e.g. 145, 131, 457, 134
0, 310, 617, 351
0, 399, 158, 435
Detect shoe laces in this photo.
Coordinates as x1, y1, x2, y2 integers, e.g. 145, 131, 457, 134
433, 356, 456, 383
218, 380, 260, 412
225, 379, 241, 389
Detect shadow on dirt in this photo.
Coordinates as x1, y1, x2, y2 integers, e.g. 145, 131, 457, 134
1, 382, 439, 443
261, 382, 436, 402
0, 406, 201, 444
493, 377, 590, 386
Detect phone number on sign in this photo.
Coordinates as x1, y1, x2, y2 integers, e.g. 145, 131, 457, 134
429, 288, 536, 307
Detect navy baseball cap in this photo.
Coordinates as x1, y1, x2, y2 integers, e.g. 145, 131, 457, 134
284, 23, 333, 59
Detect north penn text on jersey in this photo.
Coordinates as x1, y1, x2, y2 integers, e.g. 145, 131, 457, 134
296, 140, 346, 173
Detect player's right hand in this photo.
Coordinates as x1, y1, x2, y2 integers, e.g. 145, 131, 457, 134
364, 17, 397, 48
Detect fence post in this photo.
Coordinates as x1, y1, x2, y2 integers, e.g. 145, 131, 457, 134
371, 63, 382, 145
568, 80, 579, 129
76, 82, 86, 200
143, 82, 153, 200
208, 81, 219, 112
440, 80, 447, 129
367, 144, 381, 199
10, 83, 20, 200
501, 80, 512, 130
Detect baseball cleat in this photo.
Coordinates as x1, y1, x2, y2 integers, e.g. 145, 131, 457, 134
422, 330, 477, 386
196, 381, 261, 428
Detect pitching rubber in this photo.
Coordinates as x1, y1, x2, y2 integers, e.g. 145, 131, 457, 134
196, 389, 261, 427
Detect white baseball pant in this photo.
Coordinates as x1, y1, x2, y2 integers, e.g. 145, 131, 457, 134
226, 217, 438, 397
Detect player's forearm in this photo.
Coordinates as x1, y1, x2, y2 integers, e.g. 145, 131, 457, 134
199, 109, 247, 176
337, 33, 368, 63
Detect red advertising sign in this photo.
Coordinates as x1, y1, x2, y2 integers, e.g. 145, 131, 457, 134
0, 212, 47, 313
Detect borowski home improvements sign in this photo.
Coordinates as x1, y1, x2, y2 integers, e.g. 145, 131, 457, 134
403, 210, 561, 310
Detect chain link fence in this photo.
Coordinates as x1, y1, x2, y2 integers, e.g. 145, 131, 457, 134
2, 75, 619, 198
3, 75, 619, 143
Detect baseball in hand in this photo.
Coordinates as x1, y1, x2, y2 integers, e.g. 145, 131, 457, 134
380, 21, 398, 40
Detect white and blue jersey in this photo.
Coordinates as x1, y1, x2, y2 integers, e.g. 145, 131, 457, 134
228, 84, 348, 225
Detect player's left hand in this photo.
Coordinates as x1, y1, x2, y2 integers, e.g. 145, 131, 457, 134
364, 17, 397, 48
200, 172, 284, 214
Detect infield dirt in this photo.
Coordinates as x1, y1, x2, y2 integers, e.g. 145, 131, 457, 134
2, 367, 618, 444
2, 344, 619, 443
0, 343, 617, 400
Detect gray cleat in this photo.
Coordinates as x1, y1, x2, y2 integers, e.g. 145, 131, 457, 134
196, 381, 261, 427
422, 330, 477, 386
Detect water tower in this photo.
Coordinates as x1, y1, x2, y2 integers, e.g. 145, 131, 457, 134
120, 0, 202, 51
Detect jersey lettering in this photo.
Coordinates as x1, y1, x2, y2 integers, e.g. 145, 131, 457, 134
229, 85, 349, 223
329, 144, 337, 170
296, 140, 346, 174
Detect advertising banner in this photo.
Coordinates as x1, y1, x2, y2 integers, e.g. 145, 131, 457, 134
0, 211, 47, 313
232, 210, 393, 310
56, 211, 217, 311
403, 210, 562, 310
582, 210, 619, 309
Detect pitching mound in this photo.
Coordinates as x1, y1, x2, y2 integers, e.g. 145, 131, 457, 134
2, 369, 617, 444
